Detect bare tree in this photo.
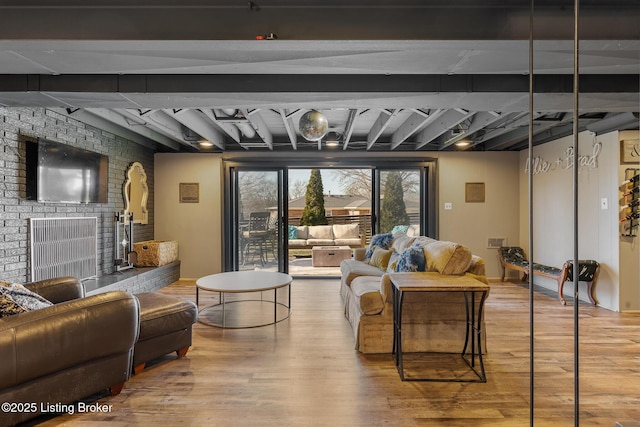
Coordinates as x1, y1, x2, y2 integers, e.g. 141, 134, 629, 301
238, 171, 277, 219
334, 169, 419, 198
288, 179, 307, 200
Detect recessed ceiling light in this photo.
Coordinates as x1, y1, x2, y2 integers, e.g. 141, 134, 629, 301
198, 140, 214, 147
455, 139, 471, 147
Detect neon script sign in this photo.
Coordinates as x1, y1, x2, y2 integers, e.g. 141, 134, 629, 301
525, 142, 602, 175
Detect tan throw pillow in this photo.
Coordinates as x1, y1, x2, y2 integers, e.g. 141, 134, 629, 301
368, 246, 395, 270
423, 240, 472, 275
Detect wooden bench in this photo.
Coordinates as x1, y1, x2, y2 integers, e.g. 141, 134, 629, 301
498, 247, 600, 305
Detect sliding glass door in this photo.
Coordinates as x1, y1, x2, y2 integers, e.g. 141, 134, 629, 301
225, 160, 436, 275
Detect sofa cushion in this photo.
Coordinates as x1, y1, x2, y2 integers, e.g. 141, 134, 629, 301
296, 225, 309, 239
288, 239, 308, 248
335, 238, 362, 246
306, 239, 335, 246
368, 246, 394, 270
365, 233, 393, 259
333, 223, 359, 239
423, 240, 473, 275
391, 233, 416, 253
307, 225, 334, 240
288, 225, 298, 240
412, 236, 437, 247
349, 276, 385, 315
395, 244, 426, 272
340, 259, 386, 286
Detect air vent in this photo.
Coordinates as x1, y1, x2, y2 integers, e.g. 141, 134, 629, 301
487, 237, 507, 249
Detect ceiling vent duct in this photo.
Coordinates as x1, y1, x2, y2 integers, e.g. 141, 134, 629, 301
219, 109, 256, 139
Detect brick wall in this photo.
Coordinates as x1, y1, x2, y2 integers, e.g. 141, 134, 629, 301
0, 107, 155, 283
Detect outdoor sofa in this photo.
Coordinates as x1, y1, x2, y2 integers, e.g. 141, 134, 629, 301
288, 223, 365, 249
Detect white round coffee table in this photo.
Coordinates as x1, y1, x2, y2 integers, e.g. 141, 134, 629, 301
196, 271, 292, 328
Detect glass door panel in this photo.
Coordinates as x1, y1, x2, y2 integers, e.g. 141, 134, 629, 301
287, 168, 372, 277
377, 169, 422, 236
235, 170, 282, 272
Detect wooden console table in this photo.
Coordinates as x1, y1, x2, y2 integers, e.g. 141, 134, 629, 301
389, 273, 490, 382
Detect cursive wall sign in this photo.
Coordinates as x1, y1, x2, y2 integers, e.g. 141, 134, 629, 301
525, 142, 602, 175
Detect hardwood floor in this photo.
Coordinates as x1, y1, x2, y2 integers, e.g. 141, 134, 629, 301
30, 278, 640, 426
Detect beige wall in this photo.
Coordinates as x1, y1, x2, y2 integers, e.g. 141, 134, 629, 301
155, 153, 224, 279
517, 130, 628, 311
437, 151, 521, 279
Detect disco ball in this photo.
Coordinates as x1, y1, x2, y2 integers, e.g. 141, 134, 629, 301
299, 110, 328, 141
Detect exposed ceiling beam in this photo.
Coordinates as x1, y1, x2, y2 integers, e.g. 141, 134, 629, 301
2, 74, 636, 97
483, 114, 574, 150
390, 109, 434, 150
439, 111, 505, 150
278, 108, 298, 150
342, 108, 361, 151
61, 108, 180, 151
163, 108, 225, 150
391, 110, 443, 150
415, 109, 476, 149
367, 109, 399, 150
117, 109, 193, 149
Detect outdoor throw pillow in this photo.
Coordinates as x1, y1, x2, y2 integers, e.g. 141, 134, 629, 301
365, 233, 393, 259
288, 225, 298, 240
391, 225, 410, 235
368, 246, 395, 270
395, 244, 426, 272
0, 282, 53, 312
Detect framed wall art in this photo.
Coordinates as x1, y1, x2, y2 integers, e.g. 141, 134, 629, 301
465, 182, 485, 203
620, 137, 640, 165
179, 182, 199, 203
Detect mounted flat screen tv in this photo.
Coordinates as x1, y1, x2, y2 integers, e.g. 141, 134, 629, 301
26, 138, 108, 204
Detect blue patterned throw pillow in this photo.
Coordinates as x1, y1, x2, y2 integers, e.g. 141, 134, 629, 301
395, 244, 426, 272
365, 233, 393, 259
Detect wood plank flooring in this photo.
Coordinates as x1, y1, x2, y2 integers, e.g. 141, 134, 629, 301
29, 279, 640, 426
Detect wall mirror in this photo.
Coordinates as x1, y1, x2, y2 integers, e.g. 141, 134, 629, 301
123, 161, 149, 224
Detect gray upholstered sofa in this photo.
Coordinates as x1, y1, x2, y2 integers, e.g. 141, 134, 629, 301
289, 224, 364, 249
340, 232, 489, 354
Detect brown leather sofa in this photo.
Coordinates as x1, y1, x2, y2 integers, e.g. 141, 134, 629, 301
0, 277, 140, 427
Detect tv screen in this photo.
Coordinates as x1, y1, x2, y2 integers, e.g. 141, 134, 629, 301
26, 138, 108, 204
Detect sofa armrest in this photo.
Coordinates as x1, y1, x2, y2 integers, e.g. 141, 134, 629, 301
23, 276, 85, 303
0, 291, 140, 390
